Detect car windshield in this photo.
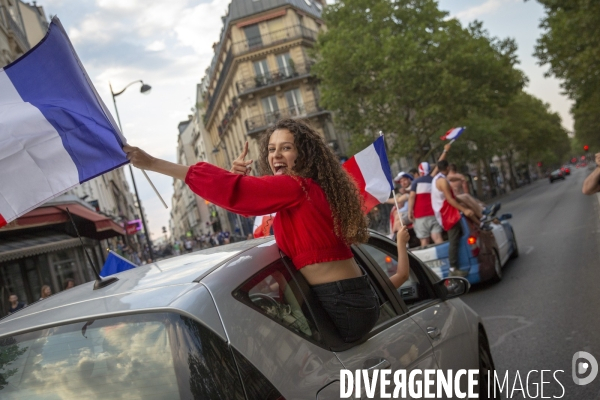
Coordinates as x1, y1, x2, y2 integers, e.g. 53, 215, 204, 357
0, 313, 243, 399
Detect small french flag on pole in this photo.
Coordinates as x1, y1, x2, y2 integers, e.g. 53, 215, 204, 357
0, 17, 128, 228
100, 251, 138, 278
441, 127, 466, 141
342, 136, 393, 213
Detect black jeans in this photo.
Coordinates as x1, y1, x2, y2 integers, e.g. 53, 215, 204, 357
311, 275, 380, 343
448, 222, 463, 270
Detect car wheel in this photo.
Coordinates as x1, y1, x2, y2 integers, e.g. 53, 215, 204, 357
510, 229, 519, 259
491, 250, 502, 282
478, 329, 500, 399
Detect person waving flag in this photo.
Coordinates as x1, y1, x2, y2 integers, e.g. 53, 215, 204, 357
440, 127, 466, 141
0, 17, 127, 228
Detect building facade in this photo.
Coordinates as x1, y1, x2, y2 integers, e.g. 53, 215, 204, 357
201, 0, 347, 173
170, 116, 212, 242
0, 0, 30, 65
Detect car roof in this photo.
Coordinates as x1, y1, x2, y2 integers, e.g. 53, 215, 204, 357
0, 237, 274, 337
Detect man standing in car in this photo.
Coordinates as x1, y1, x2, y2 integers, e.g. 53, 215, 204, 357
408, 161, 444, 247
582, 153, 600, 195
432, 160, 475, 277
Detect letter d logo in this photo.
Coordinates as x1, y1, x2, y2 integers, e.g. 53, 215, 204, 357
573, 351, 598, 385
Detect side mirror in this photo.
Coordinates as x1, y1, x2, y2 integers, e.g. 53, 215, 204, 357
499, 213, 512, 221
435, 277, 470, 300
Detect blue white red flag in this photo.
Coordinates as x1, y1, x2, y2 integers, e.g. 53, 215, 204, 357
100, 251, 137, 277
0, 17, 127, 228
441, 127, 465, 140
342, 136, 393, 213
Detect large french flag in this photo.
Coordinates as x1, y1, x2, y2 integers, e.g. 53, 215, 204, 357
342, 136, 393, 213
0, 17, 127, 228
440, 127, 465, 140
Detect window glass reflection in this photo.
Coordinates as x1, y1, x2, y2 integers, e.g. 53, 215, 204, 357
0, 313, 243, 399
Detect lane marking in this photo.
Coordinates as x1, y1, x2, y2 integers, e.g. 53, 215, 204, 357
525, 246, 534, 255
482, 315, 534, 349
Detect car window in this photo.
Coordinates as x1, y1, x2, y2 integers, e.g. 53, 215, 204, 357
0, 313, 244, 399
361, 242, 435, 308
231, 347, 284, 400
234, 260, 318, 343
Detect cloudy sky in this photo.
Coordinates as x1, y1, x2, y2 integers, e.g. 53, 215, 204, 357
39, 0, 569, 240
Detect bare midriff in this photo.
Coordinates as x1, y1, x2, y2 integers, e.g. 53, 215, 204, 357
299, 258, 363, 286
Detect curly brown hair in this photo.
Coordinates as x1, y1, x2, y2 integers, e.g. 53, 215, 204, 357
257, 119, 369, 244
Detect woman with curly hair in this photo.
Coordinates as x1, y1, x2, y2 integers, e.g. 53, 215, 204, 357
124, 118, 379, 342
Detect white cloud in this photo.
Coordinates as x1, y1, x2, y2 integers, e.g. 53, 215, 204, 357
97, 0, 143, 12
174, 0, 230, 53
146, 40, 166, 51
69, 14, 125, 45
454, 0, 519, 20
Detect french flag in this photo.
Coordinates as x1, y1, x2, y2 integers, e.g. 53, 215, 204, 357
342, 136, 393, 213
253, 214, 275, 238
0, 17, 128, 228
441, 127, 465, 141
100, 251, 137, 277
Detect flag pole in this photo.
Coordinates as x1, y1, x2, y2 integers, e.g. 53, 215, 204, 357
65, 207, 118, 290
382, 131, 402, 228
141, 170, 168, 209
392, 190, 404, 228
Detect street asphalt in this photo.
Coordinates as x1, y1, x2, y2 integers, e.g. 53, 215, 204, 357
461, 167, 600, 399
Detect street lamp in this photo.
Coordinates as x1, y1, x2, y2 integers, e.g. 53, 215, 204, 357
110, 80, 154, 261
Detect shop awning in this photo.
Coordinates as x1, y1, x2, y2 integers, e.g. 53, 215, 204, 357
0, 203, 125, 239
0, 231, 82, 263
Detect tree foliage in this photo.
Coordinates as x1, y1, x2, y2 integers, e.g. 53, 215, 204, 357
313, 0, 525, 161
535, 0, 600, 148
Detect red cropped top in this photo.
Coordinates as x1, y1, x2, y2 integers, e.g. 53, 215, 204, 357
185, 162, 353, 269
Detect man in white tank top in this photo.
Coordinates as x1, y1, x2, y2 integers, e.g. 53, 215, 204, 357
432, 160, 475, 277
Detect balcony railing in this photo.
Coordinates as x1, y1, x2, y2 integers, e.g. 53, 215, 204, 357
203, 25, 318, 126
203, 49, 233, 125
245, 100, 326, 134
0, 6, 29, 52
232, 25, 318, 56
217, 97, 239, 137
236, 63, 312, 95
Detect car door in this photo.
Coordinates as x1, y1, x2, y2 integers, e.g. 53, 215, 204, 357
489, 222, 510, 264
332, 244, 438, 399
357, 234, 479, 397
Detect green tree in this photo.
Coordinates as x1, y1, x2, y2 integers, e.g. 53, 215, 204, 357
313, 0, 525, 161
534, 0, 600, 148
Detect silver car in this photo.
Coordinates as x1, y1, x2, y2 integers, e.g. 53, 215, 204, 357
0, 232, 496, 399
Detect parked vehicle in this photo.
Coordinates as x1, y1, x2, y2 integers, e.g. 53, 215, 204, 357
561, 166, 571, 175
0, 234, 496, 399
549, 169, 566, 183
411, 211, 518, 284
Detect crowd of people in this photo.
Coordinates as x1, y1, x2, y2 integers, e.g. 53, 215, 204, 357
5, 278, 77, 316
387, 142, 493, 277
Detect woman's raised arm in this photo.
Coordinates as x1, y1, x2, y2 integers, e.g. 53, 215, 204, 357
123, 145, 189, 181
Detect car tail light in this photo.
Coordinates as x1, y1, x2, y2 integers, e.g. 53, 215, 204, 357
385, 256, 392, 263
467, 235, 480, 257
